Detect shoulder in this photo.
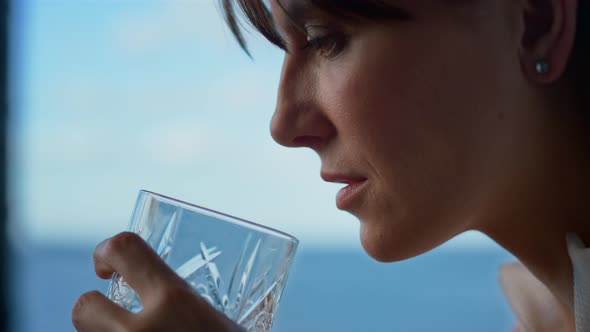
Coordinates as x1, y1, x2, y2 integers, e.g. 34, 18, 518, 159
498, 262, 570, 332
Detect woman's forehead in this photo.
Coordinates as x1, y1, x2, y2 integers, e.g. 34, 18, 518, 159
272, 0, 487, 19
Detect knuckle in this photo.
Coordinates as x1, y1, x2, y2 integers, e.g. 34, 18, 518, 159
105, 232, 143, 255
71, 291, 100, 327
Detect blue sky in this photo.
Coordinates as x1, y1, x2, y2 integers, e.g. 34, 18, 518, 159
9, 0, 495, 249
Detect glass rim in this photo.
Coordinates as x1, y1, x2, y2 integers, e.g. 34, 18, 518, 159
139, 189, 299, 244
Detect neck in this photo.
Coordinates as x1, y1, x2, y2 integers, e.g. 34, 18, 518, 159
478, 90, 590, 329
484, 216, 589, 332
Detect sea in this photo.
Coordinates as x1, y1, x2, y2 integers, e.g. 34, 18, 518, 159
9, 244, 518, 332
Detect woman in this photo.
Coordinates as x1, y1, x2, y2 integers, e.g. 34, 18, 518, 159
71, 0, 589, 331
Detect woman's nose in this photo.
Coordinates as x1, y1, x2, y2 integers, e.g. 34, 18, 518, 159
270, 55, 335, 149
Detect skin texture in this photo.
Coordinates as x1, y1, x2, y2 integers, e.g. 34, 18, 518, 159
72, 0, 587, 331
271, 0, 530, 262
71, 232, 239, 332
270, 0, 585, 327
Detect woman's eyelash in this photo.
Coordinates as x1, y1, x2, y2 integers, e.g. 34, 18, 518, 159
301, 33, 347, 58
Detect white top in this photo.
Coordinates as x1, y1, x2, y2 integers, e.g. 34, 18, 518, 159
499, 234, 589, 332
567, 233, 590, 332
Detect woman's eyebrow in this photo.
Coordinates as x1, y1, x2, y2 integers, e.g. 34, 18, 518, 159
277, 0, 316, 24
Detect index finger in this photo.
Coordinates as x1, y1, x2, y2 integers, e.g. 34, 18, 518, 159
94, 232, 182, 302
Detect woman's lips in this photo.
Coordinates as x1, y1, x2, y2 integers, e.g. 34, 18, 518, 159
320, 172, 368, 210
336, 179, 368, 210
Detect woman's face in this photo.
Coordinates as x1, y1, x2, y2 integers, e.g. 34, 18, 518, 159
270, 0, 534, 261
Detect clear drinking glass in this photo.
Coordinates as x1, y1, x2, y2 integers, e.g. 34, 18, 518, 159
106, 190, 298, 332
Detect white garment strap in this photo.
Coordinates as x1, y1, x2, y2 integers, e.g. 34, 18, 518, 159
567, 233, 590, 332
499, 261, 568, 332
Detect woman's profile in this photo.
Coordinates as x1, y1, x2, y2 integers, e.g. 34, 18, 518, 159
71, 0, 589, 331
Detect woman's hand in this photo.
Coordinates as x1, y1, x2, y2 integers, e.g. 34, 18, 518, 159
72, 232, 243, 332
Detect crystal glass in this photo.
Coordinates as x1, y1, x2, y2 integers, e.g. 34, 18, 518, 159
106, 190, 298, 332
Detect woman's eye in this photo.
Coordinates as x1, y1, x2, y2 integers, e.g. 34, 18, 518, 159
302, 31, 347, 59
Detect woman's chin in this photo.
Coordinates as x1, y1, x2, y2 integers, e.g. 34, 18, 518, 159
359, 223, 451, 263
359, 226, 413, 262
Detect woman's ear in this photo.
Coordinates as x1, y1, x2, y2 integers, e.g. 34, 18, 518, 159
520, 0, 577, 83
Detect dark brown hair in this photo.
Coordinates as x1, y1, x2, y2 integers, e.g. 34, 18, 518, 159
220, 0, 408, 55
221, 0, 588, 107
566, 2, 589, 109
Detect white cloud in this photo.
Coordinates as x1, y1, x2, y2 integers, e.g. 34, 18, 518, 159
52, 78, 107, 116
21, 71, 498, 249
21, 127, 102, 166
142, 124, 213, 165
14, 1, 499, 251
111, 0, 233, 56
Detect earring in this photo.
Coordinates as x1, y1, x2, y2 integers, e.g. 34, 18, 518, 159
535, 60, 550, 74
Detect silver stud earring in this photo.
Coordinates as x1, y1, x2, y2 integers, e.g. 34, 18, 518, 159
535, 60, 550, 74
